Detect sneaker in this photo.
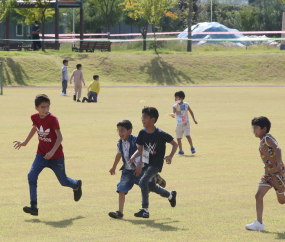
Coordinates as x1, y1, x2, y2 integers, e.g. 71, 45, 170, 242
134, 209, 149, 218
177, 150, 184, 155
245, 220, 265, 231
109, 210, 124, 219
73, 180, 82, 202
77, 99, 81, 102
60, 92, 64, 96
169, 190, 177, 207
191, 147, 196, 154
64, 94, 69, 97
23, 206, 38, 216
73, 95, 76, 101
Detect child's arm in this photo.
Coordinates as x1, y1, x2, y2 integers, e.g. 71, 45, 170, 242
164, 140, 178, 164
13, 126, 37, 150
87, 83, 91, 95
81, 72, 85, 86
43, 129, 63, 160
97, 82, 100, 95
134, 145, 143, 177
109, 153, 122, 175
69, 71, 74, 84
129, 149, 142, 165
172, 107, 176, 118
266, 138, 283, 172
188, 106, 198, 124
62, 69, 65, 81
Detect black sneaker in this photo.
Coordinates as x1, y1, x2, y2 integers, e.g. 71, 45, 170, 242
73, 180, 82, 202
109, 210, 124, 219
77, 99, 81, 102
73, 95, 76, 101
169, 190, 177, 207
23, 206, 38, 216
134, 209, 149, 218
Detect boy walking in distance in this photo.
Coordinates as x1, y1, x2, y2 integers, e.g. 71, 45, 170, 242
82, 75, 100, 103
13, 94, 82, 216
172, 91, 198, 155
61, 59, 69, 96
130, 107, 178, 218
245, 117, 285, 231
70, 64, 85, 102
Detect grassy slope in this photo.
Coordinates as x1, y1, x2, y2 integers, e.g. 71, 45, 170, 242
1, 47, 285, 86
1, 87, 285, 241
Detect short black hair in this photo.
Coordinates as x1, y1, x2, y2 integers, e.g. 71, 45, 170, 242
117, 120, 132, 130
76, 64, 82, 69
175, 91, 185, 99
93, 75, 99, 80
35, 94, 50, 107
63, 59, 68, 64
142, 107, 159, 123
252, 116, 271, 133
35, 21, 39, 24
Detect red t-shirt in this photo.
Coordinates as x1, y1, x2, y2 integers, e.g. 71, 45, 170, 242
31, 113, 64, 159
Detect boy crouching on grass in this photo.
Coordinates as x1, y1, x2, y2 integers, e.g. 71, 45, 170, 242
246, 117, 285, 231
13, 94, 82, 216
109, 120, 167, 219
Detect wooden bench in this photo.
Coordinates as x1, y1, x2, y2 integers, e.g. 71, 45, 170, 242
0, 43, 22, 51
72, 41, 94, 52
94, 41, 111, 52
44, 42, 60, 50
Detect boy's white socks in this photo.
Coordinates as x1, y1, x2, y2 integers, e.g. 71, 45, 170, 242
143, 208, 149, 213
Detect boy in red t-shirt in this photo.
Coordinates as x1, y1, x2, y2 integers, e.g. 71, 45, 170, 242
13, 94, 82, 216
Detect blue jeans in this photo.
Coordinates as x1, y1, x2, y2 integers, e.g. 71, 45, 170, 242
139, 166, 170, 209
88, 91, 97, 102
117, 169, 143, 195
28, 154, 78, 202
62, 80, 68, 94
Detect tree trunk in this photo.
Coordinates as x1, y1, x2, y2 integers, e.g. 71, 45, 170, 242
141, 24, 148, 51
153, 24, 157, 53
41, 13, 46, 51
187, 0, 192, 52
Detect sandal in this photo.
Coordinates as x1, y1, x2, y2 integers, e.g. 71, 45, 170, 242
108, 210, 124, 219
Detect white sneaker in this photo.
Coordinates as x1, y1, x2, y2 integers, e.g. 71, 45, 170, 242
245, 220, 265, 231
64, 94, 69, 97
60, 92, 64, 96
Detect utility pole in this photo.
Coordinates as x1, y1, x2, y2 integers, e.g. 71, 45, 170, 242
187, 0, 192, 52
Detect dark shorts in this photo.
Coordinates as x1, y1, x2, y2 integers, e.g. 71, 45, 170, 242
117, 169, 143, 194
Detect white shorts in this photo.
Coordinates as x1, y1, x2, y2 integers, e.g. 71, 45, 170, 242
175, 122, 190, 139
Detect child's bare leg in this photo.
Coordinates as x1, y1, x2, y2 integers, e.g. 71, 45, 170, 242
256, 186, 270, 224
276, 192, 285, 204
177, 138, 182, 151
119, 191, 125, 214
186, 136, 193, 147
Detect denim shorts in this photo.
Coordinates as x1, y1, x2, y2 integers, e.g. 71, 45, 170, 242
117, 169, 143, 194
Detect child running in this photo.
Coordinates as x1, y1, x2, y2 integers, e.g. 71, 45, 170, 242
245, 116, 285, 231
13, 94, 82, 216
70, 64, 85, 102
82, 75, 100, 103
130, 107, 178, 218
172, 91, 198, 155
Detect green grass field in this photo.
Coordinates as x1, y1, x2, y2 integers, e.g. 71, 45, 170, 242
1, 86, 285, 241
1, 46, 285, 87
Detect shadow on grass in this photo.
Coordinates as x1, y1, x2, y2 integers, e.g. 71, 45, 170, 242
3, 58, 29, 86
183, 155, 195, 158
123, 218, 185, 231
262, 231, 285, 239
24, 215, 85, 228
139, 56, 194, 85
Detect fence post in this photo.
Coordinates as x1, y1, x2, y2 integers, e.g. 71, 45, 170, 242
0, 61, 3, 95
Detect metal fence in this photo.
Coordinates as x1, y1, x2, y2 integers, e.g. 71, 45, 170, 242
0, 61, 3, 95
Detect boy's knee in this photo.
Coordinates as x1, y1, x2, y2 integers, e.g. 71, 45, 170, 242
255, 193, 263, 201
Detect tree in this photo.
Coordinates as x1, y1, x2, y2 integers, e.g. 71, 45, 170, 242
187, 0, 192, 52
89, 0, 124, 33
15, 0, 55, 51
120, 0, 178, 51
0, 0, 16, 22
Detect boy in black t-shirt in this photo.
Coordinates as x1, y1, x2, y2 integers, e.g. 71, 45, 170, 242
129, 107, 178, 218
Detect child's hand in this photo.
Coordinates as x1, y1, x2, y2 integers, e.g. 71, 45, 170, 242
164, 156, 172, 164
109, 166, 116, 175
44, 151, 54, 160
134, 164, 142, 177
128, 157, 136, 166
194, 120, 198, 124
13, 141, 26, 150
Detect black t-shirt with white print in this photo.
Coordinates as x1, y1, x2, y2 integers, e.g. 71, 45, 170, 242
136, 128, 174, 172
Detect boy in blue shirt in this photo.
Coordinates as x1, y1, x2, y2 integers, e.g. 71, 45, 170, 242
109, 120, 166, 219
130, 107, 178, 218
172, 91, 198, 155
